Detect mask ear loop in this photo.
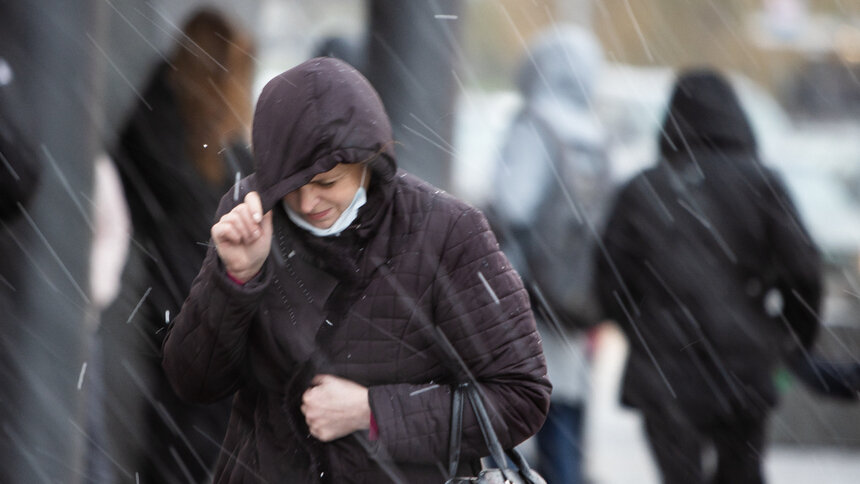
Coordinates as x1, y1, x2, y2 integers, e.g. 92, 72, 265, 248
359, 163, 368, 189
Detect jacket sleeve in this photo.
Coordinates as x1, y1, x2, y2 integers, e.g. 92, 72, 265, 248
161, 191, 272, 404
367, 205, 551, 464
762, 170, 823, 350
593, 180, 649, 332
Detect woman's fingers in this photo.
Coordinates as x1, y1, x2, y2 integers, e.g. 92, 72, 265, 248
212, 192, 266, 244
310, 374, 329, 386
244, 191, 264, 223
213, 213, 250, 245
209, 191, 272, 282
300, 374, 370, 442
211, 215, 242, 244
231, 204, 262, 241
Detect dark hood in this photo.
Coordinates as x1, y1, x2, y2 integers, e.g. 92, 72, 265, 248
252, 57, 396, 211
659, 69, 757, 163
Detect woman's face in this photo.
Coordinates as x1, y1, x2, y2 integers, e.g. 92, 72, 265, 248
282, 163, 367, 229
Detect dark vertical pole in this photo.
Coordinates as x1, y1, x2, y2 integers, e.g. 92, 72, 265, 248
0, 0, 102, 481
366, 0, 462, 190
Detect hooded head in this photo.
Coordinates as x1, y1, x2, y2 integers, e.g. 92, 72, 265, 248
659, 68, 757, 161
516, 24, 604, 109
252, 57, 396, 211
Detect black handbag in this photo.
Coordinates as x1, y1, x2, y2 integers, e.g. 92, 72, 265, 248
445, 382, 546, 484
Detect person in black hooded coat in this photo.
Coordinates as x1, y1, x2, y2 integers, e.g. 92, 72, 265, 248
594, 68, 822, 484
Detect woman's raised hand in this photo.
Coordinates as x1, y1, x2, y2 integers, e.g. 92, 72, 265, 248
211, 191, 273, 283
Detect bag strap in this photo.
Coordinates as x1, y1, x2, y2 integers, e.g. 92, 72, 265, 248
447, 382, 465, 478
465, 384, 511, 473
447, 382, 543, 484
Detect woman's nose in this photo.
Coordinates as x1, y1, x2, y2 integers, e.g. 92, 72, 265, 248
298, 185, 318, 213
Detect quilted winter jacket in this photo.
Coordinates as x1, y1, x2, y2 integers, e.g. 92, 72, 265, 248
162, 57, 550, 484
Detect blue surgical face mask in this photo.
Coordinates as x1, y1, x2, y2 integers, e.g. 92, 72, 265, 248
284, 166, 367, 237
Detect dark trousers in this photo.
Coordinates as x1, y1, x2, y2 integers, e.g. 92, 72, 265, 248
643, 409, 767, 484
536, 402, 585, 484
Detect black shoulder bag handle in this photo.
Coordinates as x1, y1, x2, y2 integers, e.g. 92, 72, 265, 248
445, 382, 546, 484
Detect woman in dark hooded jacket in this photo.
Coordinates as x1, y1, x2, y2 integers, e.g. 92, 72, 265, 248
594, 68, 822, 484
162, 57, 550, 484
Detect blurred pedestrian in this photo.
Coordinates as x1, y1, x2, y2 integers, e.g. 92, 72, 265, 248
595, 68, 823, 484
81, 151, 131, 482
161, 57, 550, 483
487, 24, 611, 484
101, 7, 256, 483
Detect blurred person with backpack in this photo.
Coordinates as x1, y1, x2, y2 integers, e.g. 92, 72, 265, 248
487, 24, 612, 484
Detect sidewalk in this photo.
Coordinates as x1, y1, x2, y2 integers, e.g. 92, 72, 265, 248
584, 325, 860, 483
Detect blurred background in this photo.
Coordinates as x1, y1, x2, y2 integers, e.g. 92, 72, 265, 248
2, 0, 859, 482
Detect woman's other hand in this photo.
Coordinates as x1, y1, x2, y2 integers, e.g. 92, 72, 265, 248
301, 374, 371, 442
211, 191, 272, 282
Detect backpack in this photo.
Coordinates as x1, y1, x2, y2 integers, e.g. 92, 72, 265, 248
489, 109, 613, 330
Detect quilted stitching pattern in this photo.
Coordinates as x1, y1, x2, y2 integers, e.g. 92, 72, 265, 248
162, 174, 550, 483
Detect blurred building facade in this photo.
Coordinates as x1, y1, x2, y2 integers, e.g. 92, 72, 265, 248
461, 0, 860, 122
